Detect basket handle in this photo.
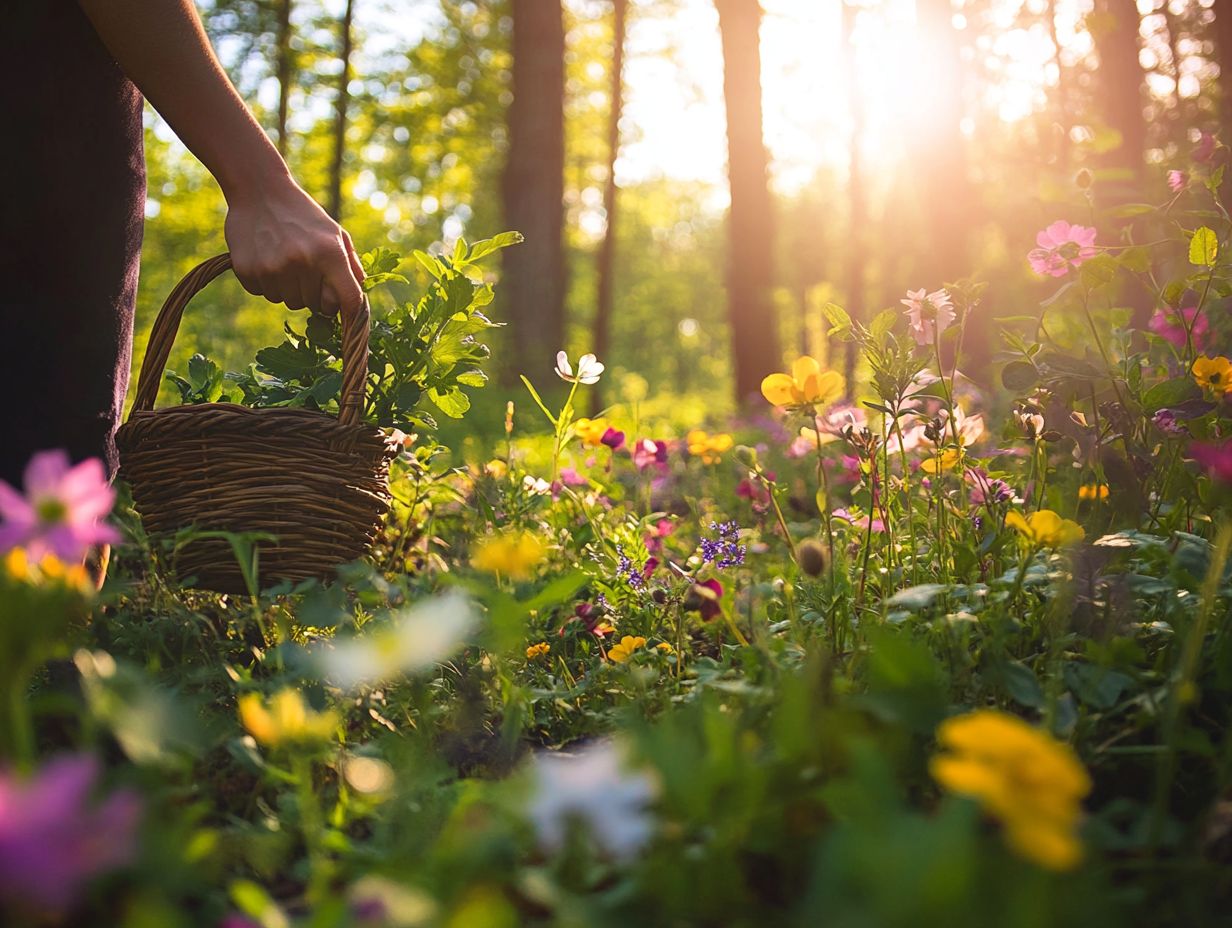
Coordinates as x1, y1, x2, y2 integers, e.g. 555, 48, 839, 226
129, 253, 370, 427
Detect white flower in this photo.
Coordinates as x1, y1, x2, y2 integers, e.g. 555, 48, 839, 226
901, 288, 956, 347
522, 475, 551, 496
555, 350, 604, 385
526, 740, 658, 861
316, 591, 478, 689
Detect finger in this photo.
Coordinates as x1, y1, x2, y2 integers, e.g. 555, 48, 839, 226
255, 272, 285, 307
324, 248, 365, 321
341, 229, 366, 284
273, 271, 308, 312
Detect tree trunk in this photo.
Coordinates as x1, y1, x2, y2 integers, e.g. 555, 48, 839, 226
502, 0, 567, 383
1215, 0, 1232, 144
592, 0, 628, 412
910, 0, 972, 284
1090, 0, 1146, 183
327, 0, 355, 221
275, 0, 292, 157
715, 0, 780, 405
841, 0, 864, 388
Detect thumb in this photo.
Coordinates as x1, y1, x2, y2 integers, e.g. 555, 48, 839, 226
324, 252, 365, 321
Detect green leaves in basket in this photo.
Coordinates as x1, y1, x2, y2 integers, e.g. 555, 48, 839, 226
162, 232, 522, 431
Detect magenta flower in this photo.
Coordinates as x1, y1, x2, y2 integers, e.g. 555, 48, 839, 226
0, 451, 119, 562
900, 288, 956, 347
632, 439, 669, 472
1152, 409, 1187, 436
1027, 221, 1097, 277
1148, 306, 1208, 351
831, 508, 886, 533
685, 578, 723, 621
601, 427, 626, 451
643, 518, 674, 555
1194, 131, 1217, 164
1167, 170, 1189, 193
1191, 441, 1232, 483
0, 754, 141, 915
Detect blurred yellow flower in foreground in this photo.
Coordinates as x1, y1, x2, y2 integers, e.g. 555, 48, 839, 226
1005, 509, 1084, 548
761, 356, 844, 409
3, 547, 92, 593
1192, 355, 1232, 394
931, 710, 1091, 871
526, 642, 551, 660
686, 430, 734, 465
484, 459, 508, 479
239, 688, 338, 748
471, 531, 546, 580
608, 635, 647, 663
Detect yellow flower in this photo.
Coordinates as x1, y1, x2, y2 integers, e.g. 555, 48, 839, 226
526, 642, 551, 660
919, 448, 963, 475
239, 688, 338, 748
1192, 355, 1232, 394
686, 430, 735, 465
484, 459, 508, 479
761, 356, 845, 409
1005, 509, 1085, 548
471, 531, 546, 580
930, 710, 1091, 871
1077, 483, 1108, 502
655, 642, 674, 654
574, 417, 610, 446
608, 635, 647, 663
3, 548, 91, 593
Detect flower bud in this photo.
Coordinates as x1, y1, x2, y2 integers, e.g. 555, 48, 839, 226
1074, 168, 1093, 190
797, 539, 828, 577
734, 445, 759, 469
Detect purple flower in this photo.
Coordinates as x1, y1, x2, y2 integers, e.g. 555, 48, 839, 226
0, 754, 141, 914
699, 521, 746, 569
601, 427, 626, 451
1152, 409, 1187, 436
685, 579, 723, 621
965, 468, 1015, 506
1191, 441, 1232, 483
0, 451, 119, 562
1167, 169, 1189, 193
1194, 131, 1217, 164
632, 439, 669, 472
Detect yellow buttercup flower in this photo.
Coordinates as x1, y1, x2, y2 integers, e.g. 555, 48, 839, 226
655, 642, 674, 654
3, 548, 91, 593
931, 710, 1091, 871
484, 459, 508, 479
1078, 483, 1108, 502
686, 430, 735, 465
919, 448, 963, 475
471, 531, 546, 580
608, 635, 647, 663
1192, 355, 1232, 394
574, 418, 610, 447
526, 642, 551, 660
761, 356, 845, 409
1005, 509, 1085, 548
239, 688, 338, 748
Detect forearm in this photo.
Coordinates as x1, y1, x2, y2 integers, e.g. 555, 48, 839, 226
76, 0, 290, 201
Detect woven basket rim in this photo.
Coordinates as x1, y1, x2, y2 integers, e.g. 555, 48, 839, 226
118, 402, 402, 445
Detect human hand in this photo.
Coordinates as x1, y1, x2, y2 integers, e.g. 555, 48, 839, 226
223, 176, 365, 318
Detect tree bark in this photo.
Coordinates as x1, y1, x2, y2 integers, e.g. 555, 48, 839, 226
327, 0, 355, 221
592, 0, 628, 411
1215, 0, 1232, 143
1090, 0, 1146, 182
502, 0, 567, 383
275, 0, 292, 157
715, 0, 780, 405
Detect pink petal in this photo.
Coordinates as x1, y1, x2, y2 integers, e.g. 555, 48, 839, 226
23, 450, 71, 499
0, 481, 35, 524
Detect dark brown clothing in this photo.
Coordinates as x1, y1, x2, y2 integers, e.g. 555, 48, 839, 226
1, 1, 145, 485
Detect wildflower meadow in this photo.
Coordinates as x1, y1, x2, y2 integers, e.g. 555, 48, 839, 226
11, 2, 1232, 927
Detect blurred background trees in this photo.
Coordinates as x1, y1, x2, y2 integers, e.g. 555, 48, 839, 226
139, 0, 1230, 419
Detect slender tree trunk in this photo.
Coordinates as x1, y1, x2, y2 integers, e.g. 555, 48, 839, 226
841, 0, 864, 388
592, 0, 628, 412
328, 0, 355, 221
1046, 0, 1072, 167
502, 0, 567, 383
715, 0, 780, 405
1090, 0, 1147, 183
1215, 0, 1232, 142
275, 0, 292, 157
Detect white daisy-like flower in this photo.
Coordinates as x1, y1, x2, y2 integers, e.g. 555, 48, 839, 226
316, 591, 478, 689
555, 350, 604, 385
526, 740, 658, 861
522, 475, 551, 496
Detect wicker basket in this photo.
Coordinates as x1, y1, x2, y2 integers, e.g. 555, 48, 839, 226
116, 254, 400, 593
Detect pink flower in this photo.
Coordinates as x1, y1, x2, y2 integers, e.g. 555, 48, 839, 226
900, 288, 956, 347
632, 439, 668, 472
1027, 221, 1097, 277
1148, 306, 1208, 351
643, 518, 674, 555
831, 508, 885, 533
557, 467, 588, 487
1152, 409, 1187, 436
685, 578, 724, 621
1191, 441, 1232, 483
601, 427, 625, 451
0, 451, 119, 562
0, 754, 141, 914
1168, 170, 1189, 193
